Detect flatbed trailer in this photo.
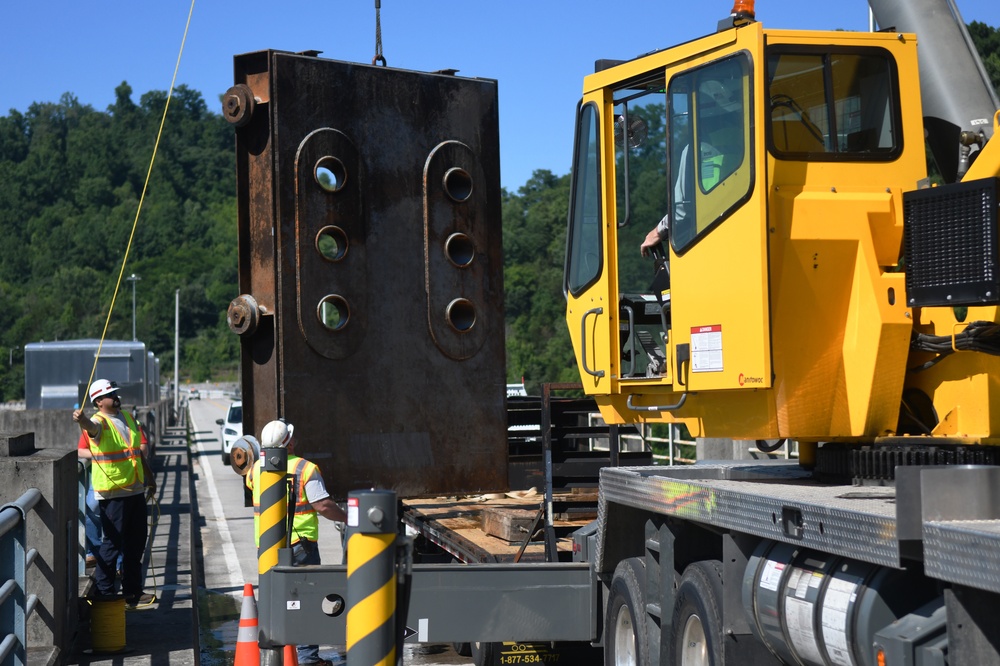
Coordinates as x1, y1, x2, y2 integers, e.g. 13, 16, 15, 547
402, 493, 595, 564
255, 459, 1000, 665
400, 460, 1000, 665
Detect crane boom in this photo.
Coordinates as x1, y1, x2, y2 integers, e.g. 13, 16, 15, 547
868, 0, 1000, 181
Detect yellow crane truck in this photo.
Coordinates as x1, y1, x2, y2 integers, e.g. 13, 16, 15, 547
560, 0, 1000, 663
225, 0, 1000, 664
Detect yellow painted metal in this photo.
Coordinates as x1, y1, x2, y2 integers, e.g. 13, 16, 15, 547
566, 21, 1000, 444
598, 389, 778, 439
345, 579, 395, 646
345, 531, 396, 664
565, 87, 616, 396
798, 441, 817, 467
763, 29, 927, 440
570, 24, 773, 405
767, 189, 914, 439
583, 29, 739, 97
257, 462, 287, 575
904, 306, 1000, 443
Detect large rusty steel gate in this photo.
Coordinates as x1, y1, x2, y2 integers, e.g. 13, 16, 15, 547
225, 52, 507, 498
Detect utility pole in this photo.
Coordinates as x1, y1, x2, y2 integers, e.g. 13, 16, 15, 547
127, 273, 142, 341
174, 289, 180, 416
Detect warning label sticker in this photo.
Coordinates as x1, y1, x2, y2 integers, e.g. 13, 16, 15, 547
759, 560, 784, 591
691, 325, 723, 373
347, 496, 359, 527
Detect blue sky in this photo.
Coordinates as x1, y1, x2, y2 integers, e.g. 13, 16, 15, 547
2, 1, 996, 190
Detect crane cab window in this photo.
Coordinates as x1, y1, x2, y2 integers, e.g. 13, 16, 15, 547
607, 74, 673, 378
611, 73, 669, 296
668, 54, 753, 253
766, 48, 901, 159
565, 102, 603, 296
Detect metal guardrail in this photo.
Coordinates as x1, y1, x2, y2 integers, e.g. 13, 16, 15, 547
641, 428, 800, 463
594, 418, 800, 465
585, 417, 698, 464
0, 488, 42, 666
645, 427, 696, 465
623, 423, 697, 465
77, 460, 91, 577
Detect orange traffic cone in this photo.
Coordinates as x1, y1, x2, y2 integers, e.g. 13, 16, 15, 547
234, 583, 259, 666
283, 644, 299, 666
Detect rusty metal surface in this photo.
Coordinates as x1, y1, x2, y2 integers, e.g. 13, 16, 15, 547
230, 51, 506, 499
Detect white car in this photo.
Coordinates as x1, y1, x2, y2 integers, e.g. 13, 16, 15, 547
217, 400, 243, 465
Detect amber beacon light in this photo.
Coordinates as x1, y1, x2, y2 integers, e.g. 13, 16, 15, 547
730, 0, 756, 20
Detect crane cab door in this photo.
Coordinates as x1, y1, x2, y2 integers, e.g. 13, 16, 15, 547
665, 41, 771, 393
565, 98, 615, 394
566, 25, 771, 406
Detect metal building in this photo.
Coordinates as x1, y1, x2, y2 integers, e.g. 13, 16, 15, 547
24, 339, 158, 409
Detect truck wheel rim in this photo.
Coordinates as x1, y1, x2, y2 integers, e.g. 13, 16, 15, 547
679, 614, 708, 666
613, 605, 637, 666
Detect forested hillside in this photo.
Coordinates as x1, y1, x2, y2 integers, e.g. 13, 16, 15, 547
0, 83, 238, 400
0, 23, 997, 401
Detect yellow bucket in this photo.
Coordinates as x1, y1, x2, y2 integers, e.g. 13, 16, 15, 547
89, 597, 127, 653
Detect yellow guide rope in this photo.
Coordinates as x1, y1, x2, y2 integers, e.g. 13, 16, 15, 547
86, 0, 197, 390
81, 1, 196, 618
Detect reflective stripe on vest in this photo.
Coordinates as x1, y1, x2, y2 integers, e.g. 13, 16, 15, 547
251, 455, 320, 545
89, 411, 143, 493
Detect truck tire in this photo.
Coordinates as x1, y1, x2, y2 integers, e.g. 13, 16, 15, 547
452, 642, 472, 657
671, 560, 723, 666
470, 641, 495, 666
605, 557, 649, 666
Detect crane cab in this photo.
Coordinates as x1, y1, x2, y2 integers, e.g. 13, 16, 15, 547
564, 20, 934, 442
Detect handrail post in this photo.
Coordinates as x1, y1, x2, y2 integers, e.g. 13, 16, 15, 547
77, 461, 89, 577
668, 424, 675, 466
0, 489, 41, 666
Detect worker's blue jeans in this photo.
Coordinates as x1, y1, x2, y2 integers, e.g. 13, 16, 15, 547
84, 484, 101, 557
292, 540, 322, 663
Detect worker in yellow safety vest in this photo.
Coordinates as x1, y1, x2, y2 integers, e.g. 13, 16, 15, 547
73, 378, 157, 609
246, 419, 346, 666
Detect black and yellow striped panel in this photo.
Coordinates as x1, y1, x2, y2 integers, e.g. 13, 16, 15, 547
257, 467, 287, 575
346, 532, 396, 666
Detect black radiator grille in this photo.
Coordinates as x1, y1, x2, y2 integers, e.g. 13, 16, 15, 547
903, 177, 1000, 307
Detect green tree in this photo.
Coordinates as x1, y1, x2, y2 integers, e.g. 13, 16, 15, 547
0, 83, 238, 400
969, 21, 1000, 96
501, 170, 579, 392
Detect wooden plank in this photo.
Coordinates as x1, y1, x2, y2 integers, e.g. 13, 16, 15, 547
482, 507, 539, 542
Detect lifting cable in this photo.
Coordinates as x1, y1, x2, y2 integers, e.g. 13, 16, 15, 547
372, 0, 387, 66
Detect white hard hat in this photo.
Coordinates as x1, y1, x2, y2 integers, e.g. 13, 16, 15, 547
261, 419, 294, 448
89, 379, 119, 405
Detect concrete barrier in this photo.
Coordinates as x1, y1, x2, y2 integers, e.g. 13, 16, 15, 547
0, 399, 174, 452
0, 432, 76, 666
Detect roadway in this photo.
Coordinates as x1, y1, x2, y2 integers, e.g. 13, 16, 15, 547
187, 397, 472, 666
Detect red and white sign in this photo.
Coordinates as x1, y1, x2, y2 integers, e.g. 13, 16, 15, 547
347, 496, 359, 527
691, 325, 723, 373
